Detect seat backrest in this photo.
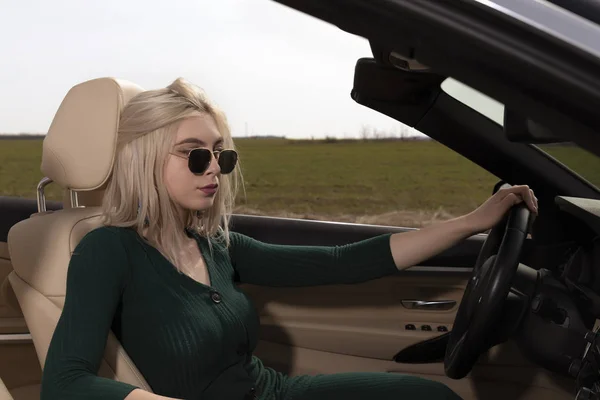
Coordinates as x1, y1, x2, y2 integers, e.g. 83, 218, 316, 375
0, 376, 13, 400
7, 78, 152, 392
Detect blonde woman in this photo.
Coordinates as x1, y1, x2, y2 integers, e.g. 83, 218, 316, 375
40, 78, 538, 400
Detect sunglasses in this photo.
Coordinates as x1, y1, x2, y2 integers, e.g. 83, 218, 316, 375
171, 148, 238, 175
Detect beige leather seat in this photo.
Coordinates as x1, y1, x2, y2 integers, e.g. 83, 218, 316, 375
7, 78, 153, 394
0, 377, 13, 400
8, 384, 40, 400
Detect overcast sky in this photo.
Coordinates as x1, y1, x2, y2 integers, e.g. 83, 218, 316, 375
0, 0, 503, 139
0, 0, 411, 138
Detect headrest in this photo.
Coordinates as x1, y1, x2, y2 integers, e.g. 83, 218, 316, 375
41, 78, 144, 191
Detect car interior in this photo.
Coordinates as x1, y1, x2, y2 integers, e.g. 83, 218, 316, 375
2, 1, 600, 400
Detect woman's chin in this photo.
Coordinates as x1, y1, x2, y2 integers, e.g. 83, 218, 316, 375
189, 197, 215, 211
175, 192, 217, 214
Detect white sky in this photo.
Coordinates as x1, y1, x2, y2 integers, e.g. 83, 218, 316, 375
0, 0, 418, 138
0, 0, 504, 139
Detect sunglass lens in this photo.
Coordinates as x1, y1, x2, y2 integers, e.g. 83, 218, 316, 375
188, 148, 212, 174
218, 150, 238, 174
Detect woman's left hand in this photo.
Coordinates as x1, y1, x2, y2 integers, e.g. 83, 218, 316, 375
465, 185, 538, 233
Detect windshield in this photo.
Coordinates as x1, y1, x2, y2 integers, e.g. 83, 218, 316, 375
441, 78, 600, 189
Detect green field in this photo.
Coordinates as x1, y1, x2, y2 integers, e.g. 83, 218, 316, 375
1, 138, 599, 227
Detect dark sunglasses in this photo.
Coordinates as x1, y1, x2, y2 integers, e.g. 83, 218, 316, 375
171, 148, 238, 175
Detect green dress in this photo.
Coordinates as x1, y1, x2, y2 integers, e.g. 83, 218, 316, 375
41, 226, 460, 400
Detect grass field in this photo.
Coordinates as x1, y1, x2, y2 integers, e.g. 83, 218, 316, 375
1, 138, 599, 227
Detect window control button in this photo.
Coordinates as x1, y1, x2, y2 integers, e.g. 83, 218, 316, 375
405, 324, 416, 330
421, 325, 432, 331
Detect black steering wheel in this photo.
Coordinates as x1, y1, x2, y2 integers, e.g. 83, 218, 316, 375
444, 202, 532, 379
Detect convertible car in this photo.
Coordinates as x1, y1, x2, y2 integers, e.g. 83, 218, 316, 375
2, 0, 600, 399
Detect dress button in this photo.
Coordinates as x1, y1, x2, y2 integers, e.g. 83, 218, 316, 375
210, 291, 222, 304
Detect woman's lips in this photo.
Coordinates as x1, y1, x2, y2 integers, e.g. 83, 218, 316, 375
199, 184, 218, 195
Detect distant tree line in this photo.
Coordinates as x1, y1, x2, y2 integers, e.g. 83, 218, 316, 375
0, 134, 46, 140
1, 124, 427, 142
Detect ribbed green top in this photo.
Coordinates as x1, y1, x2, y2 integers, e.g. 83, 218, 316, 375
41, 226, 397, 400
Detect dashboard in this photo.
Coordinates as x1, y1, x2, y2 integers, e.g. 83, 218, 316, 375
556, 196, 600, 236
550, 196, 600, 398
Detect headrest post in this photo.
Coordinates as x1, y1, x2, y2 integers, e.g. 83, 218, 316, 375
36, 177, 53, 213
70, 190, 80, 208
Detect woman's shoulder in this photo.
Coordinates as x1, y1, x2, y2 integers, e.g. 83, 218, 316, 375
68, 226, 136, 283
80, 225, 134, 245
73, 225, 140, 261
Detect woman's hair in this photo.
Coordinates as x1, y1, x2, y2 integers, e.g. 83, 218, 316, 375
101, 78, 241, 272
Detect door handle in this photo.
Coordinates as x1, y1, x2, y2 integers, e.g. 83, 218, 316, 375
401, 300, 456, 310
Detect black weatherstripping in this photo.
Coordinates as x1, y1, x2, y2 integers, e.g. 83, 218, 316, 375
271, 0, 600, 157
0, 196, 62, 242
230, 214, 484, 270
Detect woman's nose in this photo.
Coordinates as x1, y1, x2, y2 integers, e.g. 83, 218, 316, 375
205, 153, 221, 175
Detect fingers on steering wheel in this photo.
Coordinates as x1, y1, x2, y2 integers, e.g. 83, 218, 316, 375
501, 192, 521, 208
522, 187, 538, 214
501, 185, 537, 214
529, 188, 539, 210
515, 185, 537, 214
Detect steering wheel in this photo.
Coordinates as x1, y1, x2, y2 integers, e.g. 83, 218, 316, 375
444, 202, 532, 379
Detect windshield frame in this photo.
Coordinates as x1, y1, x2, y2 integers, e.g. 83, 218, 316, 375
441, 77, 600, 194
469, 0, 600, 60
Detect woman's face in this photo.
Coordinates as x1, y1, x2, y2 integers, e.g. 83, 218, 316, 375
164, 113, 223, 212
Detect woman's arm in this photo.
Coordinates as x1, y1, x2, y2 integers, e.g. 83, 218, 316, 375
41, 227, 176, 400
389, 215, 472, 271
390, 184, 538, 270
229, 185, 538, 285
229, 231, 398, 287
228, 221, 470, 286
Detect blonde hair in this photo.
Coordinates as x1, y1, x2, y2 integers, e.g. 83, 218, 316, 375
101, 78, 241, 271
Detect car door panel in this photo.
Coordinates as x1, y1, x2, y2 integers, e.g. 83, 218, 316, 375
243, 274, 466, 360
255, 341, 572, 400
244, 276, 574, 400
232, 216, 573, 400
